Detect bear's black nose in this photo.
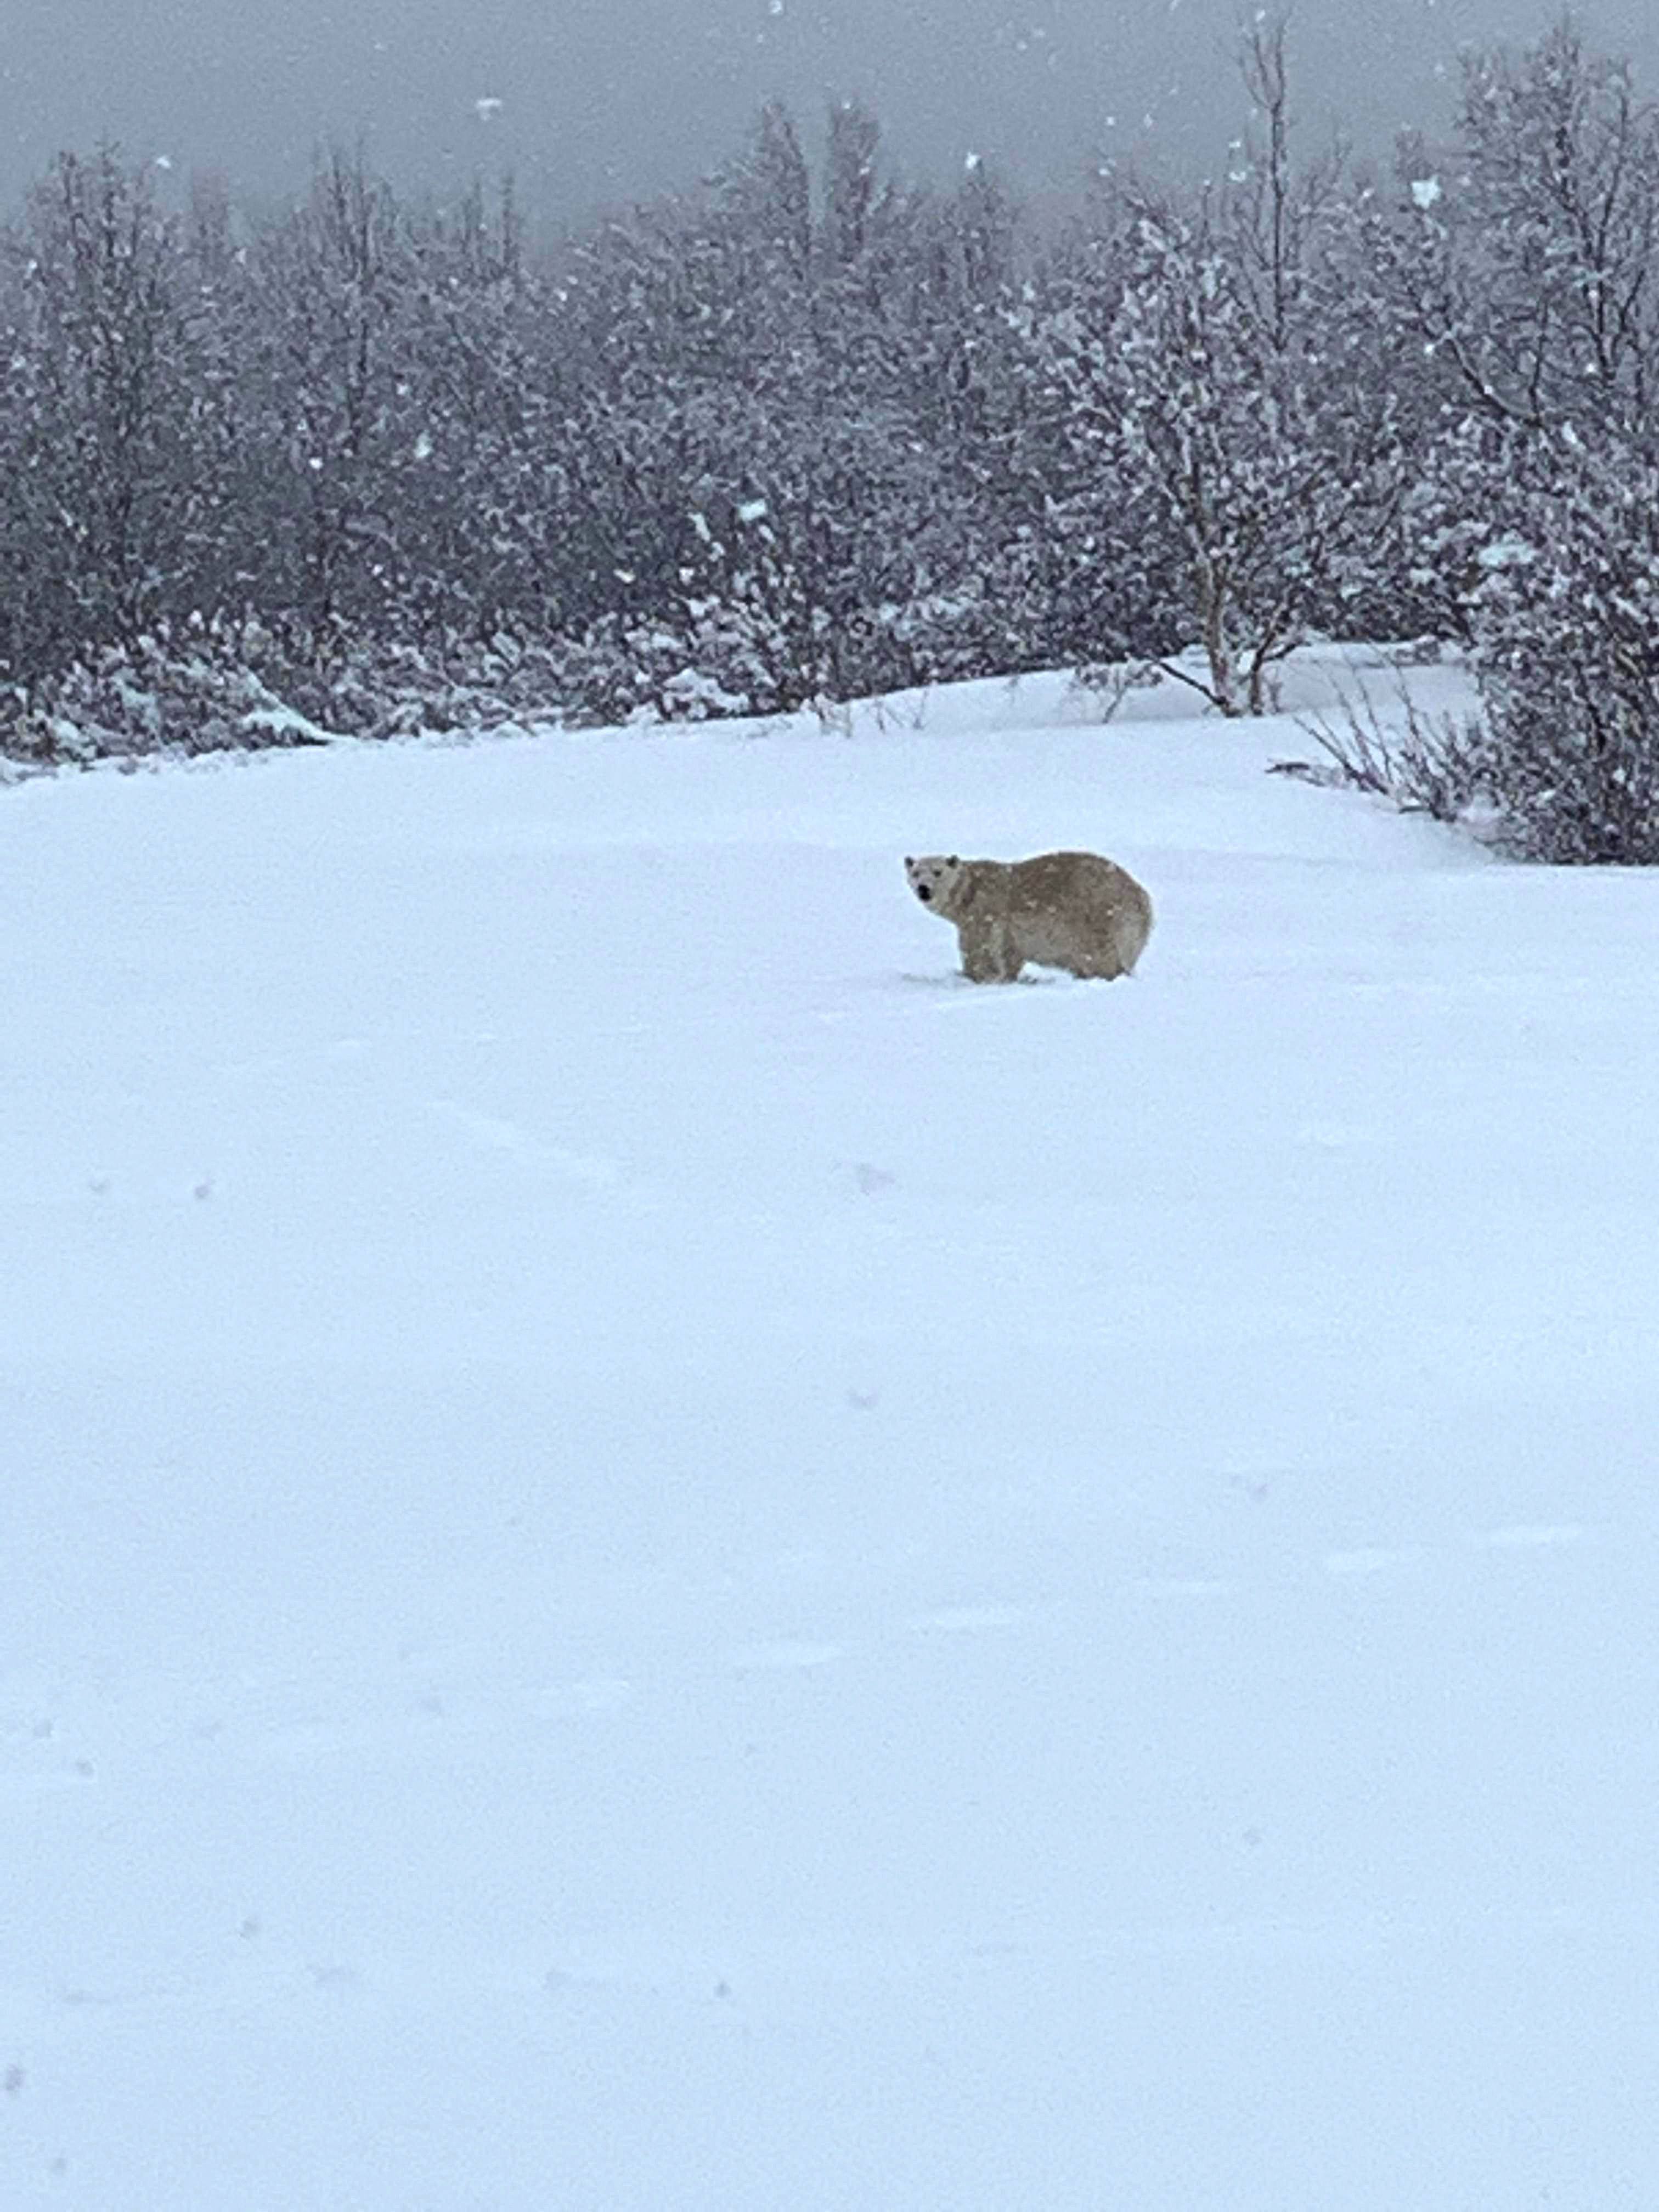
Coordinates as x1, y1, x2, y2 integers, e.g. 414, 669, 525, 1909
917, 885, 932, 902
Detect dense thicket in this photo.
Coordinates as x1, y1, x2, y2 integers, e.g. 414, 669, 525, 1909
3, 16, 1658, 857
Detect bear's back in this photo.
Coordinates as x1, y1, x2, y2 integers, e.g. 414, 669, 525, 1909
1007, 850, 1128, 909
1005, 849, 1153, 975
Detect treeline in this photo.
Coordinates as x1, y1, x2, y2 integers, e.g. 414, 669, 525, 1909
3, 16, 1659, 856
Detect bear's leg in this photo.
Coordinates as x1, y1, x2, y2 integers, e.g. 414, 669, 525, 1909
992, 925, 1025, 983
1113, 903, 1149, 974
957, 918, 1007, 983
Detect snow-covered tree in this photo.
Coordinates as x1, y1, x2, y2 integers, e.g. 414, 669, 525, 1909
1376, 18, 1659, 447
1459, 422, 1659, 860
1104, 20, 1410, 712
546, 101, 1000, 712
239, 147, 416, 646
0, 150, 204, 673
391, 178, 580, 641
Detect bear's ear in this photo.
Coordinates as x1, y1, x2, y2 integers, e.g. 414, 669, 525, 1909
947, 854, 959, 866
903, 855, 913, 867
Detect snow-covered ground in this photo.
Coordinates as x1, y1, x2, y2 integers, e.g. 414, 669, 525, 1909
3, 656, 1656, 2209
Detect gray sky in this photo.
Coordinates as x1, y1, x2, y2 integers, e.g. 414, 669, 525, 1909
5, 1, 1659, 228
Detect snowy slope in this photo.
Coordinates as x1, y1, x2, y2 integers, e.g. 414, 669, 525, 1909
3, 658, 1657, 2210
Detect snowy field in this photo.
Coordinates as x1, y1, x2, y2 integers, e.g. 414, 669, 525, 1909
3, 655, 1657, 2209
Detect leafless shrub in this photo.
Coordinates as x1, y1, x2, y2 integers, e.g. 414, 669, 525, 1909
1066, 658, 1164, 723
1278, 672, 1490, 823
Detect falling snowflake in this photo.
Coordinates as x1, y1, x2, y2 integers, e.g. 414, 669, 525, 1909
1477, 532, 1537, 571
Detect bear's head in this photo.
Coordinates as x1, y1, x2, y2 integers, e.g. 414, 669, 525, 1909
904, 854, 967, 913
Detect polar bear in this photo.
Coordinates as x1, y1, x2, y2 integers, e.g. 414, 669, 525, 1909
904, 849, 1153, 983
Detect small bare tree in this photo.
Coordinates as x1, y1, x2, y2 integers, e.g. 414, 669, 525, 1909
1373, 16, 1659, 443
244, 146, 413, 646
5, 149, 198, 657
1105, 17, 1408, 714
